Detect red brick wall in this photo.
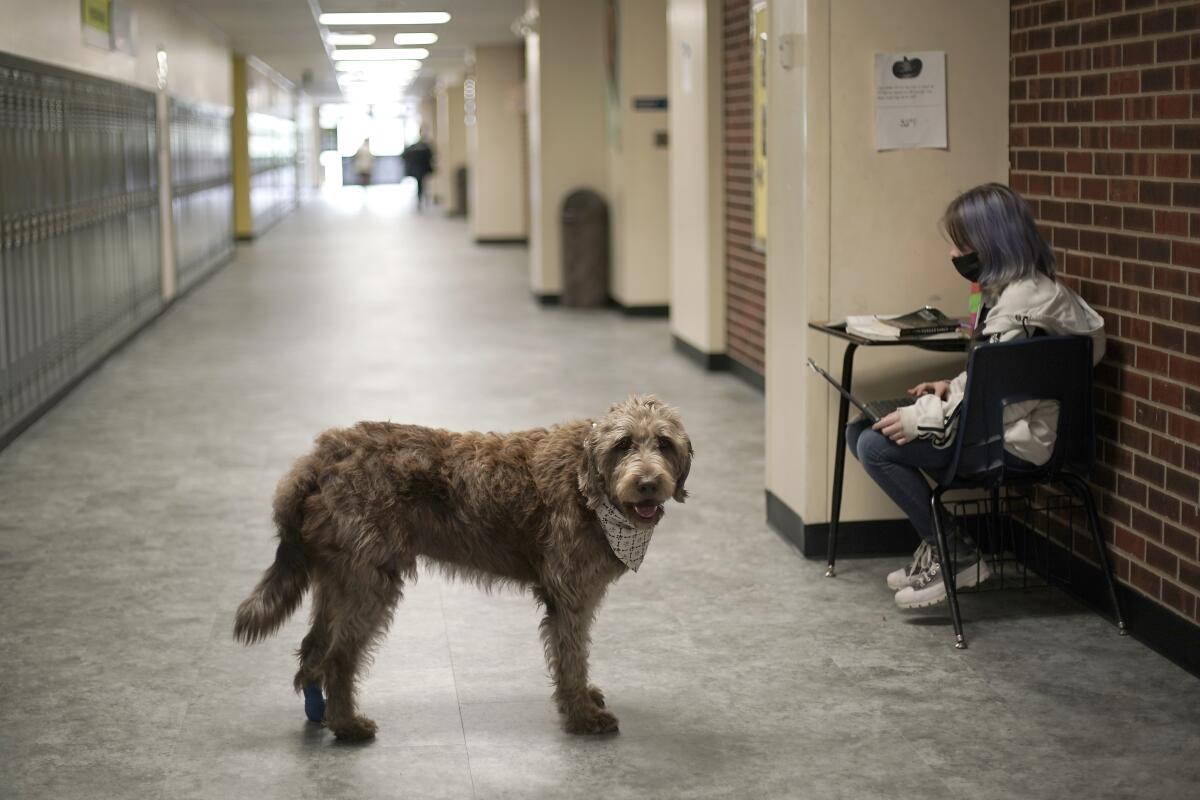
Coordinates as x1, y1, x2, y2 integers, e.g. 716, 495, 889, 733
723, 0, 766, 376
1010, 0, 1200, 625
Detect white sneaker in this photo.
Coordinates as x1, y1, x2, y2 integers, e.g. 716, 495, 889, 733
894, 552, 993, 609
886, 541, 933, 591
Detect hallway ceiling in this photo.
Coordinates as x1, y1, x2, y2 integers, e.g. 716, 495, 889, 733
181, 0, 524, 101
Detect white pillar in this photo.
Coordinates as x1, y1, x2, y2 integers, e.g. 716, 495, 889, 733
764, 0, 1010, 534
436, 79, 468, 213
608, 0, 670, 310
667, 0, 724, 354
524, 0, 610, 298
467, 44, 528, 241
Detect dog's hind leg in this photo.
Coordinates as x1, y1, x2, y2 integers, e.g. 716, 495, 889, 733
319, 570, 403, 742
535, 587, 618, 735
294, 585, 331, 722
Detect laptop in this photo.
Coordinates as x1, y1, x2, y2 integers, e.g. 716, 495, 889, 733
806, 358, 916, 423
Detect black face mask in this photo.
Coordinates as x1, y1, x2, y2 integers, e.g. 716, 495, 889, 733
952, 252, 982, 283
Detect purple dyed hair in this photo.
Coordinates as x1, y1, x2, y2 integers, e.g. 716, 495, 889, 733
941, 183, 1056, 289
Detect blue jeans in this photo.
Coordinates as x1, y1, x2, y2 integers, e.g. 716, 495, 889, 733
845, 418, 953, 546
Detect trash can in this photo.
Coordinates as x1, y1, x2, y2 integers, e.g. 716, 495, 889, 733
560, 189, 609, 307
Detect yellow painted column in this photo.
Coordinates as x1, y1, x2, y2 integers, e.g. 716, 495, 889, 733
232, 55, 297, 240
231, 55, 252, 239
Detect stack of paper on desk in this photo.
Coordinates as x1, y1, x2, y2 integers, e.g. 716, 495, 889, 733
845, 315, 965, 341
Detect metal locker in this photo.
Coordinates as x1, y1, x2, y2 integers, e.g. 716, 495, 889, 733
0, 54, 162, 448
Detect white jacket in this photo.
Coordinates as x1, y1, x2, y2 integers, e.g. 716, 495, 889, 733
897, 272, 1106, 466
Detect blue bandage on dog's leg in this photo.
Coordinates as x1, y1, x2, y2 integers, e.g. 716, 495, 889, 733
303, 683, 326, 723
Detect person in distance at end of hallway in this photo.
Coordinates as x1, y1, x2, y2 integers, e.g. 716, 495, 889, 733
845, 183, 1107, 609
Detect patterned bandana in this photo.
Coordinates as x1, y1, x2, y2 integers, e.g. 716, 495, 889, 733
595, 497, 657, 572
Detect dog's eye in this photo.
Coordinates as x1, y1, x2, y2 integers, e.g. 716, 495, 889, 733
657, 436, 673, 452
615, 436, 632, 451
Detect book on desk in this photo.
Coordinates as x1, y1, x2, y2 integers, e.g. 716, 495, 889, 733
844, 306, 966, 341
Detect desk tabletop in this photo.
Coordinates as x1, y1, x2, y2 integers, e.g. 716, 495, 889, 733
808, 320, 970, 351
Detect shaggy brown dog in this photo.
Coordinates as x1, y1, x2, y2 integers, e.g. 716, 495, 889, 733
233, 395, 691, 741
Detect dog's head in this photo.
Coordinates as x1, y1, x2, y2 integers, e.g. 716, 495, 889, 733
579, 395, 693, 527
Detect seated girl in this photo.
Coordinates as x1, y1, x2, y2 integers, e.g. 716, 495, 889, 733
846, 182, 1106, 609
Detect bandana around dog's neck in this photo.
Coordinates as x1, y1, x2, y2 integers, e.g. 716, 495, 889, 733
595, 497, 656, 572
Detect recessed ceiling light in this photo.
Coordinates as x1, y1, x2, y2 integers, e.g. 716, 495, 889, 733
332, 48, 429, 61
319, 12, 451, 26
392, 33, 438, 45
325, 33, 376, 46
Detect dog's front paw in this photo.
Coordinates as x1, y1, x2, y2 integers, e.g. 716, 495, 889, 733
564, 706, 619, 735
587, 685, 606, 708
328, 714, 378, 742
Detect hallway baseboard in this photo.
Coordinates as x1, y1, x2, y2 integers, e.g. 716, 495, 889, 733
766, 490, 919, 558
604, 296, 672, 316
673, 336, 765, 392
610, 299, 669, 318
531, 293, 670, 318
727, 357, 765, 392
673, 336, 726, 371
475, 237, 528, 245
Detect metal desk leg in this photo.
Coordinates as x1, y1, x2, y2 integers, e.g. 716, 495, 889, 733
826, 343, 857, 577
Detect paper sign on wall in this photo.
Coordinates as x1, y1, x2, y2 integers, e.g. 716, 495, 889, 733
82, 0, 111, 49
874, 51, 946, 151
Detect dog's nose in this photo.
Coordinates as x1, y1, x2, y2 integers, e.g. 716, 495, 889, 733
637, 480, 658, 497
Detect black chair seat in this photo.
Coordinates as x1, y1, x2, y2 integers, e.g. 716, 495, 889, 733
925, 335, 1127, 648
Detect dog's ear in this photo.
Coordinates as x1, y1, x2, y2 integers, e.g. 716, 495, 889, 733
673, 436, 693, 503
578, 423, 607, 509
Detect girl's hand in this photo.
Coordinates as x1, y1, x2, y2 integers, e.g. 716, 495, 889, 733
872, 411, 908, 445
907, 380, 951, 400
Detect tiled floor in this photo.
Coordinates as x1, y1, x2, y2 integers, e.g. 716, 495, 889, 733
1, 185, 1197, 799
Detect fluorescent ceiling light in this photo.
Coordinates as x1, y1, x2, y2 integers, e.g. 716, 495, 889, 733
392, 33, 438, 45
337, 71, 417, 84
337, 69, 416, 81
325, 33, 376, 46
332, 48, 429, 61
341, 79, 409, 90
335, 59, 423, 70
319, 12, 451, 26
341, 84, 413, 92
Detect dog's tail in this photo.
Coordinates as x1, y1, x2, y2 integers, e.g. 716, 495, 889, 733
233, 458, 318, 645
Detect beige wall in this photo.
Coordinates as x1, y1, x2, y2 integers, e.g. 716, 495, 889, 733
0, 0, 231, 107
608, 0, 670, 308
436, 80, 468, 211
525, 0, 610, 297
667, 0, 725, 353
765, 0, 1010, 523
468, 44, 528, 240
